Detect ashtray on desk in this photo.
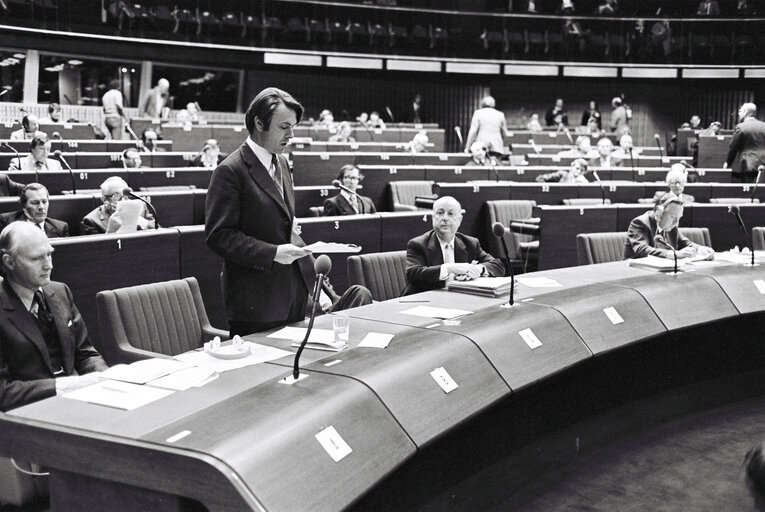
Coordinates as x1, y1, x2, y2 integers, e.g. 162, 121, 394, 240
204, 344, 251, 360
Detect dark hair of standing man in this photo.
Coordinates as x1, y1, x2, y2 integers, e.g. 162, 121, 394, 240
244, 87, 304, 134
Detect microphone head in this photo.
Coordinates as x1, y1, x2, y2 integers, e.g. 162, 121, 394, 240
492, 222, 506, 237
52, 131, 61, 139
314, 254, 332, 275
53, 150, 62, 157
592, 170, 601, 181
654, 134, 661, 140
728, 204, 741, 215
454, 126, 461, 134
331, 179, 342, 189
122, 187, 133, 196
758, 164, 765, 173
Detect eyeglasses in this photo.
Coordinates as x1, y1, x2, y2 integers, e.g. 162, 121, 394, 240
105, 193, 123, 201
343, 176, 360, 181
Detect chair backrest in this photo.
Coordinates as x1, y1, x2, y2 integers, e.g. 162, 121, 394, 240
679, 227, 712, 247
347, 250, 407, 301
389, 181, 434, 211
754, 227, 765, 251
562, 198, 612, 205
576, 232, 628, 265
709, 197, 760, 204
309, 206, 324, 217
96, 277, 213, 364
485, 200, 537, 258
0, 458, 47, 507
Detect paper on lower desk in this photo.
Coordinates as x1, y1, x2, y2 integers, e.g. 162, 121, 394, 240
516, 277, 562, 288
268, 326, 336, 344
63, 380, 174, 410
146, 366, 218, 391
358, 332, 394, 348
174, 342, 292, 372
401, 305, 472, 319
304, 241, 362, 254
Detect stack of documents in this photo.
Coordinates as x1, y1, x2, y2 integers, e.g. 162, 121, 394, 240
268, 326, 348, 352
447, 276, 517, 297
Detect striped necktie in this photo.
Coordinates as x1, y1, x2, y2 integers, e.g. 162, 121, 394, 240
270, 154, 283, 198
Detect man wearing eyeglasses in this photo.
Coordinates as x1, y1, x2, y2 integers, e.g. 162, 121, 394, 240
80, 176, 155, 235
323, 165, 376, 216
402, 195, 504, 295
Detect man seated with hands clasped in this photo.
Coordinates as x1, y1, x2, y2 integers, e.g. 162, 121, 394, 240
0, 222, 107, 411
624, 192, 714, 261
402, 196, 504, 295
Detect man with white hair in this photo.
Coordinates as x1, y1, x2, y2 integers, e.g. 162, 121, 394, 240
402, 195, 504, 295
80, 176, 155, 234
138, 78, 170, 119
464, 95, 510, 154
726, 102, 765, 183
610, 97, 629, 135
407, 132, 430, 154
652, 164, 695, 204
0, 222, 107, 410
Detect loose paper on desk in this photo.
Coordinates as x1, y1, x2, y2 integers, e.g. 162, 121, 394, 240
268, 326, 336, 344
112, 199, 143, 234
102, 358, 193, 384
174, 342, 292, 373
64, 380, 174, 411
304, 241, 362, 254
516, 277, 562, 288
358, 332, 395, 349
401, 305, 472, 319
147, 366, 218, 391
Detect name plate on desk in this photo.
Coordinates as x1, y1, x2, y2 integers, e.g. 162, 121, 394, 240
754, 279, 765, 295
430, 367, 459, 393
603, 306, 625, 325
315, 426, 352, 463
519, 328, 542, 349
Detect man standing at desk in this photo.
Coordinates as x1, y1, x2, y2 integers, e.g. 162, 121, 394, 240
0, 222, 106, 411
726, 102, 765, 183
403, 196, 504, 295
206, 87, 314, 336
624, 192, 714, 260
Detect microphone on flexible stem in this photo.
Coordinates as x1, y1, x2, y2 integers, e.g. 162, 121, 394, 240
122, 187, 160, 229
728, 204, 757, 266
655, 234, 679, 274
53, 150, 76, 195
359, 119, 375, 142
654, 133, 665, 162
751, 165, 764, 203
492, 222, 515, 307
528, 138, 541, 154
332, 179, 365, 214
628, 146, 636, 182
563, 127, 573, 146
454, 126, 463, 146
385, 106, 394, 122
1, 142, 24, 178
591, 170, 606, 204
292, 255, 332, 380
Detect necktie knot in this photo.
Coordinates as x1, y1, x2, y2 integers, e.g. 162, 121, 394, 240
32, 290, 52, 322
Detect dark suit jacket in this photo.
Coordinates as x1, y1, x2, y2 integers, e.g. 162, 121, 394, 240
323, 193, 376, 216
0, 174, 24, 197
0, 211, 69, 238
403, 230, 505, 296
726, 118, 765, 177
0, 279, 107, 411
205, 143, 312, 324
624, 211, 695, 259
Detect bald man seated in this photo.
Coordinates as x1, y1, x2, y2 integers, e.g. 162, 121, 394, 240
402, 195, 505, 296
0, 222, 107, 411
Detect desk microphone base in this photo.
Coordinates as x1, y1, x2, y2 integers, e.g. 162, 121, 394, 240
280, 374, 309, 385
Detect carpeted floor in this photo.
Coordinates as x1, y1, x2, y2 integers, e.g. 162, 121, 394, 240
428, 394, 765, 512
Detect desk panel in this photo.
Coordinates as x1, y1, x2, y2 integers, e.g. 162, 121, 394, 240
131, 167, 211, 190
292, 152, 355, 184
379, 211, 433, 252
609, 272, 738, 330
51, 229, 180, 351
143, 370, 415, 512
363, 166, 427, 209
73, 152, 123, 169
354, 153, 414, 167
510, 183, 580, 205
294, 185, 334, 216
160, 126, 213, 152
149, 152, 196, 168
694, 264, 765, 315
140, 190, 195, 227
688, 204, 764, 251
46, 194, 99, 235
496, 167, 549, 182
535, 205, 617, 270
299, 215, 382, 292
425, 166, 489, 183
710, 183, 765, 203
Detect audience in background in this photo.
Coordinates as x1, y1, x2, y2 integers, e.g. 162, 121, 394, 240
192, 139, 224, 168
466, 141, 500, 167
610, 97, 629, 135
557, 135, 598, 160
368, 111, 386, 129
404, 132, 430, 154
624, 192, 714, 260
464, 95, 510, 154
102, 79, 125, 141
10, 114, 39, 141
318, 109, 335, 129
0, 221, 107, 411
545, 98, 569, 127
527, 113, 543, 131
597, 0, 619, 15
139, 128, 164, 153
39, 103, 62, 124
122, 147, 143, 169
0, 184, 69, 238
689, 115, 702, 130
653, 164, 695, 204
591, 137, 616, 167
328, 121, 356, 143
356, 112, 369, 125
81, 176, 155, 234
138, 78, 170, 119
411, 93, 423, 124
8, 134, 62, 171
536, 157, 589, 183
610, 133, 635, 166
323, 165, 376, 216
696, 0, 720, 15
581, 101, 602, 130
726, 102, 765, 183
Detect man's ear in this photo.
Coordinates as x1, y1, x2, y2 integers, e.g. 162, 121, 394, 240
253, 117, 264, 132
1, 252, 13, 272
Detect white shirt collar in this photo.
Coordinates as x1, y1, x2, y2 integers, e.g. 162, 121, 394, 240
245, 136, 274, 172
340, 190, 356, 203
7, 278, 39, 312
436, 233, 455, 249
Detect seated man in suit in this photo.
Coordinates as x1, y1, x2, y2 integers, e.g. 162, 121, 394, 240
8, 134, 63, 172
0, 222, 107, 411
139, 128, 165, 153
121, 147, 144, 169
652, 164, 695, 205
323, 165, 376, 216
0, 184, 69, 238
403, 195, 504, 295
191, 139, 225, 169
624, 192, 714, 260
80, 176, 155, 235
9, 114, 39, 141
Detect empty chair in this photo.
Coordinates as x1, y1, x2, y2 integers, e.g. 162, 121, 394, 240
679, 227, 712, 247
309, 206, 324, 217
753, 227, 765, 251
485, 200, 539, 262
347, 250, 407, 301
388, 181, 435, 211
577, 232, 628, 265
96, 277, 228, 364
